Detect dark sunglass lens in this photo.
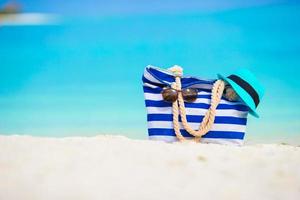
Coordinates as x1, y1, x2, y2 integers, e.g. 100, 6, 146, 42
161, 88, 178, 103
182, 88, 198, 103
223, 85, 230, 94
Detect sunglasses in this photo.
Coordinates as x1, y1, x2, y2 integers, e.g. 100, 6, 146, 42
223, 85, 239, 101
161, 87, 198, 103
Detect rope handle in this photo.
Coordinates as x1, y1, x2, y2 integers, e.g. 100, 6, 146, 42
169, 66, 225, 142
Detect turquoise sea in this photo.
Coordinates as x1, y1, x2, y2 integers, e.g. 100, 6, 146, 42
1, 3, 300, 144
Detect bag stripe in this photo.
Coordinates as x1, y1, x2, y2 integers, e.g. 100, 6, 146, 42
144, 92, 243, 105
147, 114, 247, 125
147, 121, 246, 132
148, 128, 245, 139
146, 107, 248, 118
145, 100, 249, 111
146, 67, 174, 83
143, 86, 162, 93
144, 66, 215, 87
143, 68, 168, 85
148, 136, 244, 145
143, 86, 212, 94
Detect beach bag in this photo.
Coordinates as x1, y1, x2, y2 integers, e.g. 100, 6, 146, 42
142, 65, 249, 145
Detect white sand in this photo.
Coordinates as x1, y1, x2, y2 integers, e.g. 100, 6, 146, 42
0, 135, 299, 200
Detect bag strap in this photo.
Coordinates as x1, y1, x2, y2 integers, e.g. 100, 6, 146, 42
169, 67, 225, 142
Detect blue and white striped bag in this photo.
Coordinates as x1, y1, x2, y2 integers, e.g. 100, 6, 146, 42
142, 65, 249, 145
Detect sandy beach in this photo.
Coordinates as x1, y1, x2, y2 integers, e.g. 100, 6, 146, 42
0, 135, 299, 200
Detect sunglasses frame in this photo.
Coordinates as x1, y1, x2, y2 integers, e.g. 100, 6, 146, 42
161, 87, 199, 103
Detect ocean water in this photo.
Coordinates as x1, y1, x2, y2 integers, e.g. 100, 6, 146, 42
1, 3, 300, 144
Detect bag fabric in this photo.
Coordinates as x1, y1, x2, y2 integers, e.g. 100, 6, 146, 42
142, 65, 250, 145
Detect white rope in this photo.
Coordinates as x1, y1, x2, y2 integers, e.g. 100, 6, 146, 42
169, 67, 225, 142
